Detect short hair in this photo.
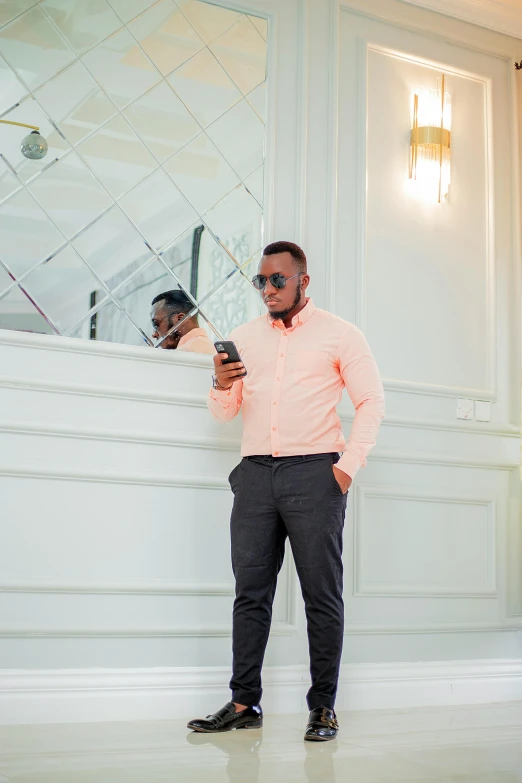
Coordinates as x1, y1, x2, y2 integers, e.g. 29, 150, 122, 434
263, 241, 307, 274
151, 289, 194, 315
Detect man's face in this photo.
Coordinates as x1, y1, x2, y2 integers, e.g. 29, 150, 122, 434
150, 301, 180, 349
257, 252, 308, 320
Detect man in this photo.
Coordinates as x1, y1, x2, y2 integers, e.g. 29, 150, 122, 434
150, 289, 214, 354
187, 241, 384, 740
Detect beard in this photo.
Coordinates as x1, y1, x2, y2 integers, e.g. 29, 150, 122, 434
159, 332, 180, 349
158, 316, 181, 349
268, 281, 302, 321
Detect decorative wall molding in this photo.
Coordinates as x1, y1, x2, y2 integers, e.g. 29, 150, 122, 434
282, 547, 300, 629
343, 619, 522, 634
368, 448, 518, 470
0, 420, 241, 452
341, 0, 522, 58
0, 464, 230, 490
356, 40, 497, 401
372, 414, 520, 439
3, 617, 520, 640
1, 415, 518, 456
321, 0, 342, 312
0, 375, 209, 409
0, 0, 520, 677
0, 329, 214, 369
0, 579, 235, 596
1, 359, 518, 443
0, 559, 298, 637
0, 622, 296, 639
0, 451, 517, 496
355, 35, 368, 330
2, 659, 522, 725
400, 0, 522, 41
2, 376, 519, 449
508, 62, 522, 428
354, 486, 497, 598
382, 378, 496, 402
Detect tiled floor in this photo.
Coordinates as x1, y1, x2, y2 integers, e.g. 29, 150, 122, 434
0, 701, 522, 782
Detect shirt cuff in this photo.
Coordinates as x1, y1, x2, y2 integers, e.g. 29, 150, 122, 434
336, 452, 361, 481
209, 385, 233, 400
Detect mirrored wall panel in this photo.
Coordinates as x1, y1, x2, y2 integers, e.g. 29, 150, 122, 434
0, 0, 268, 353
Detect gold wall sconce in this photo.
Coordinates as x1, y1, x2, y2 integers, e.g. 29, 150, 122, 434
0, 119, 48, 159
409, 74, 451, 203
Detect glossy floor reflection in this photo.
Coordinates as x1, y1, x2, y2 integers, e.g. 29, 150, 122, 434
0, 701, 522, 782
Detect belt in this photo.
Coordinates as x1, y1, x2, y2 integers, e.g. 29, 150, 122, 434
245, 452, 339, 462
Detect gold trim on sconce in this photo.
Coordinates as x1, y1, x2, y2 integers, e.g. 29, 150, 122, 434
409, 73, 451, 203
411, 126, 451, 147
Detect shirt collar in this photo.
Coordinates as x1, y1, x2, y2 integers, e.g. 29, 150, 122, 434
269, 298, 316, 331
178, 327, 207, 346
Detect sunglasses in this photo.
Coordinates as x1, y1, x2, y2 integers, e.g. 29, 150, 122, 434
251, 272, 302, 291
151, 312, 173, 332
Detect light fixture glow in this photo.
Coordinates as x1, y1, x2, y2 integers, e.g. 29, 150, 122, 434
409, 74, 451, 203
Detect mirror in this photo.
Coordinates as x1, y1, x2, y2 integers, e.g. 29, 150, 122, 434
0, 1, 268, 353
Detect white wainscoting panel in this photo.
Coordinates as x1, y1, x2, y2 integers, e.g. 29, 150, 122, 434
0, 331, 302, 668
335, 4, 520, 638
354, 486, 496, 597
365, 46, 493, 397
337, 7, 516, 417
0, 0, 521, 690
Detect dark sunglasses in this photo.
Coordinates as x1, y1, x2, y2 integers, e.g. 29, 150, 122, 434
251, 272, 302, 291
151, 312, 173, 331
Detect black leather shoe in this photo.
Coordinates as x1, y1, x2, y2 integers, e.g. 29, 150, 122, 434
304, 707, 339, 741
187, 702, 263, 733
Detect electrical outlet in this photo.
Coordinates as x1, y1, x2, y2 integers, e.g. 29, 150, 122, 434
457, 398, 473, 420
475, 400, 491, 422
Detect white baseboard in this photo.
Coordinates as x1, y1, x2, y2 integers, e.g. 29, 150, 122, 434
1, 660, 522, 725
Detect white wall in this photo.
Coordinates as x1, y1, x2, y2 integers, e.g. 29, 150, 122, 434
335, 2, 522, 655
0, 330, 293, 665
1, 0, 522, 722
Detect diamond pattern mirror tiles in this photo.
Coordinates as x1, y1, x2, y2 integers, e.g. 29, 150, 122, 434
0, 0, 268, 347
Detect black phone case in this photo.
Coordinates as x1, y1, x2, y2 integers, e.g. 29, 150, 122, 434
214, 341, 247, 376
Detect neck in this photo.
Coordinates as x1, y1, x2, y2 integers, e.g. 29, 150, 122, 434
179, 319, 198, 336
281, 297, 307, 328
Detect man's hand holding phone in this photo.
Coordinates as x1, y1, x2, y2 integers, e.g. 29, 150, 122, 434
213, 352, 246, 390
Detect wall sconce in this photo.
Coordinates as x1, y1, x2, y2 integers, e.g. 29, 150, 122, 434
409, 74, 451, 203
0, 119, 48, 160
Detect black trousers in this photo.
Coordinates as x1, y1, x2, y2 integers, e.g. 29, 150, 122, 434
228, 453, 348, 710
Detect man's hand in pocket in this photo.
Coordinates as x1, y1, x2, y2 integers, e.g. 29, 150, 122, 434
332, 465, 352, 494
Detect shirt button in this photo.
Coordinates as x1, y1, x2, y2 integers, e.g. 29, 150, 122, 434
273, 401, 277, 405
272, 426, 277, 431
279, 353, 284, 357
276, 377, 281, 381
274, 451, 279, 456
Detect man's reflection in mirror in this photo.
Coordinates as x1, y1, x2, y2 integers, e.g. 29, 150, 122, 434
150, 289, 215, 354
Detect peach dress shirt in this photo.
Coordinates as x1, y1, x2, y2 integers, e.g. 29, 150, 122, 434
177, 327, 215, 355
208, 299, 384, 479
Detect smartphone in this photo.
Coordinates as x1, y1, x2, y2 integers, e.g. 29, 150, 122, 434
214, 340, 247, 377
